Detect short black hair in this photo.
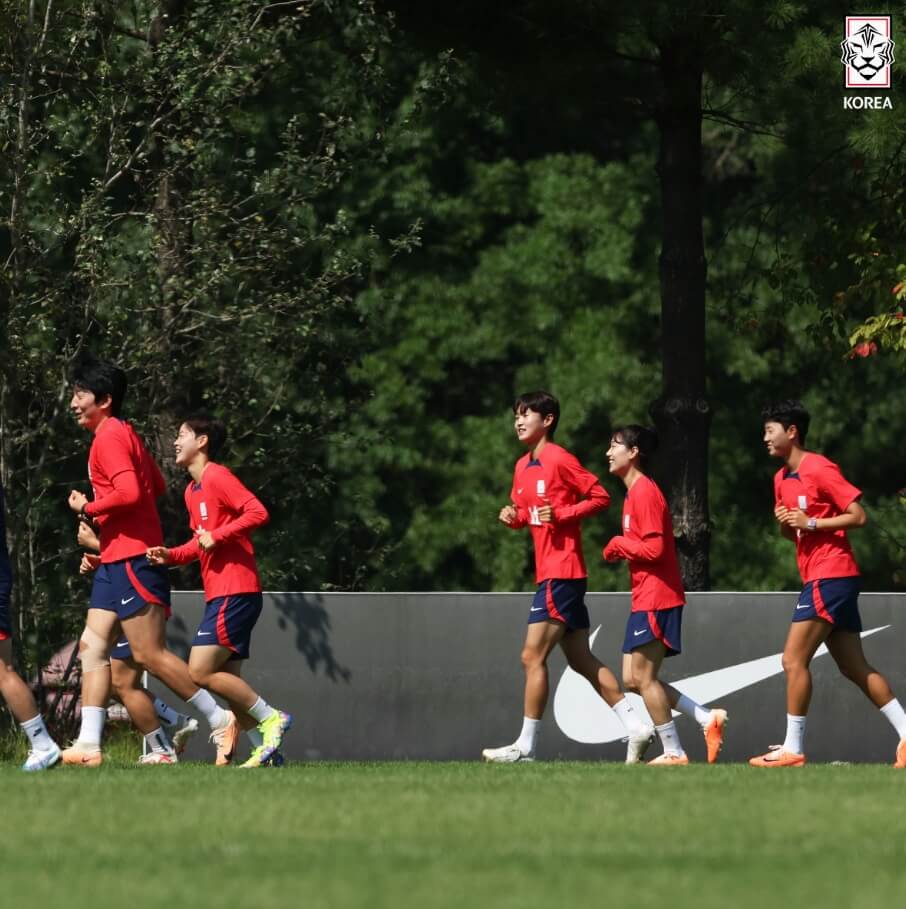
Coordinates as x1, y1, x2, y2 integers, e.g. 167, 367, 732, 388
513, 391, 560, 439
611, 424, 658, 471
71, 352, 127, 417
761, 400, 810, 446
182, 413, 227, 460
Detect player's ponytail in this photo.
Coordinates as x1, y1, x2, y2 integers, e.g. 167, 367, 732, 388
610, 424, 658, 473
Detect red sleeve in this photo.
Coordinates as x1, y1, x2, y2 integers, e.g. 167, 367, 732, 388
167, 538, 200, 565
773, 471, 783, 508
604, 533, 666, 563
553, 452, 609, 524
816, 461, 862, 513
84, 470, 141, 518
209, 470, 269, 544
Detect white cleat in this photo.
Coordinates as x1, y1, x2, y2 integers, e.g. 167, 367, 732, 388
22, 743, 62, 772
138, 749, 178, 765
625, 725, 656, 764
170, 715, 199, 755
481, 743, 534, 763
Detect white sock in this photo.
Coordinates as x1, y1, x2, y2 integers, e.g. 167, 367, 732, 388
613, 696, 648, 734
20, 714, 56, 752
144, 727, 172, 754
247, 728, 264, 748
154, 698, 181, 727
515, 717, 541, 755
79, 706, 106, 747
655, 720, 684, 756
188, 689, 227, 730
782, 714, 806, 754
674, 693, 712, 727
248, 697, 276, 723
880, 699, 906, 739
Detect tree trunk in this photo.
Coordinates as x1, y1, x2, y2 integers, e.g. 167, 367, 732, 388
651, 39, 711, 590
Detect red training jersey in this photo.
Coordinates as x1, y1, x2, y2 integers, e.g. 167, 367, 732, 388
83, 418, 165, 563
509, 443, 609, 583
774, 453, 861, 583
605, 475, 685, 612
167, 462, 269, 599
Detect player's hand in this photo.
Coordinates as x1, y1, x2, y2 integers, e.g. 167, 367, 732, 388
77, 520, 100, 552
196, 530, 216, 551
80, 553, 101, 575
146, 546, 171, 566
602, 538, 622, 562
784, 508, 810, 530
68, 490, 89, 514
774, 505, 791, 524
537, 499, 556, 523
499, 505, 518, 526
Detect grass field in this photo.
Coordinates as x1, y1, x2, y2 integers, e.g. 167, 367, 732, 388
3, 760, 906, 909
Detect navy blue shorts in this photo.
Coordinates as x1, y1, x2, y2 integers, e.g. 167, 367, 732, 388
792, 577, 862, 632
528, 579, 590, 631
192, 593, 263, 661
111, 635, 133, 662
622, 606, 683, 656
90, 555, 171, 620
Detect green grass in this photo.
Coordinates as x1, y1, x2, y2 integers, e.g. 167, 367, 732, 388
3, 761, 906, 908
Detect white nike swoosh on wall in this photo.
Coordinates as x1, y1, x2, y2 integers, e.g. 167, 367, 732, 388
553, 624, 891, 744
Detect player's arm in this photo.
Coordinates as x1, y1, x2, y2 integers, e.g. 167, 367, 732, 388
148, 539, 199, 566
779, 500, 867, 532
69, 467, 141, 519
208, 479, 269, 546
539, 456, 609, 524
603, 532, 665, 563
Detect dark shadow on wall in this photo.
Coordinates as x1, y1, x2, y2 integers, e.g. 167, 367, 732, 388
164, 612, 194, 661
271, 592, 351, 683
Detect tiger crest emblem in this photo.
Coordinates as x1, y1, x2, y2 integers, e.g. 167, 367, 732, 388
841, 23, 895, 82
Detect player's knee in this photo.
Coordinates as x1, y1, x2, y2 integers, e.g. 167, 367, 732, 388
188, 664, 210, 687
79, 628, 110, 673
781, 652, 807, 675
622, 673, 639, 693
520, 647, 544, 670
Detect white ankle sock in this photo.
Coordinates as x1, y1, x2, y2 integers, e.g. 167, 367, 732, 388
515, 717, 541, 755
248, 697, 275, 723
154, 698, 180, 727
188, 689, 227, 730
782, 714, 806, 754
144, 727, 172, 754
79, 706, 106, 747
674, 693, 712, 727
613, 697, 647, 734
655, 720, 684, 756
20, 714, 56, 752
880, 699, 906, 739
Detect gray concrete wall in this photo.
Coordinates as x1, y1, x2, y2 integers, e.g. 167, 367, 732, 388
154, 591, 906, 763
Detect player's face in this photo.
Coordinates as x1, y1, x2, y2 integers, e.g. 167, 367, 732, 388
606, 436, 636, 476
514, 408, 551, 446
70, 387, 107, 432
763, 421, 793, 458
174, 423, 202, 467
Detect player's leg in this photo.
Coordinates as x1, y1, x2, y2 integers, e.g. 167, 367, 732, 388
750, 617, 829, 767
662, 683, 728, 764
560, 628, 654, 763
825, 631, 906, 767
61, 606, 119, 766
629, 642, 688, 765
109, 646, 177, 764
0, 638, 61, 770
481, 618, 564, 762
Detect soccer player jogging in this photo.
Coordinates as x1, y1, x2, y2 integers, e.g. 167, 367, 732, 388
64, 354, 236, 766
482, 391, 653, 763
0, 483, 62, 770
146, 415, 292, 767
603, 426, 727, 765
750, 401, 906, 768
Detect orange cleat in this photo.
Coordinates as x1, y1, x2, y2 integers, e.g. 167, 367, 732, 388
648, 752, 689, 766
61, 741, 103, 768
703, 709, 728, 764
894, 739, 906, 769
749, 745, 806, 767
210, 711, 241, 766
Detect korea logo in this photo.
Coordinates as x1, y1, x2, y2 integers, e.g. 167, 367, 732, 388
841, 17, 895, 89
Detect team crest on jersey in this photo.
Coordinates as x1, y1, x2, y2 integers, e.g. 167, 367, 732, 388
536, 479, 546, 496
200, 502, 208, 520
624, 515, 631, 530
797, 495, 808, 510
841, 17, 894, 88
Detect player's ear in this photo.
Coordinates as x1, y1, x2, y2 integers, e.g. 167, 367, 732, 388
96, 393, 113, 413
197, 433, 209, 453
